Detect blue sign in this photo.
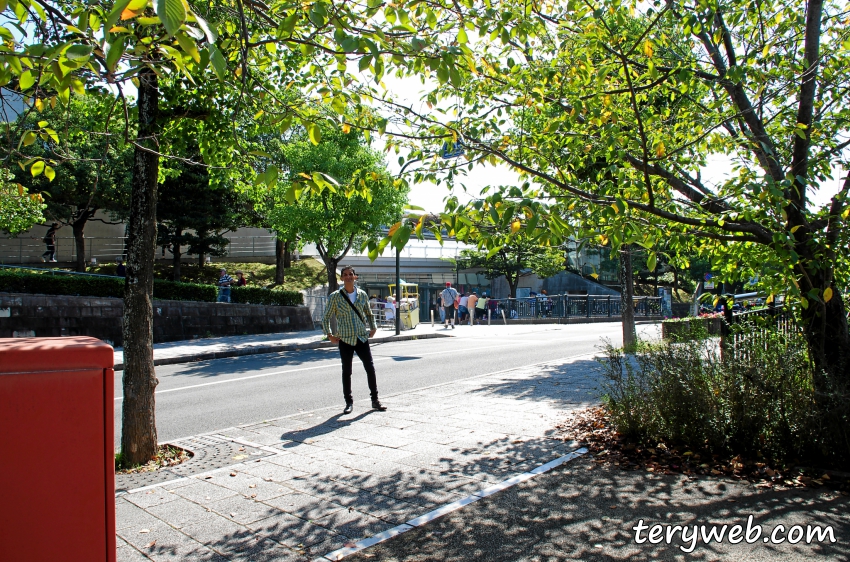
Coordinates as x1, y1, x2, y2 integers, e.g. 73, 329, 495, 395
439, 141, 465, 159
704, 272, 713, 281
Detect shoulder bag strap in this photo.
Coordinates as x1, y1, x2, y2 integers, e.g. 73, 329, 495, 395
339, 288, 366, 325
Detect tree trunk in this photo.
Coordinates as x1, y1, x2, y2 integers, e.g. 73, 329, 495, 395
71, 210, 90, 272
800, 283, 850, 384
274, 237, 285, 285
325, 257, 339, 293
507, 275, 518, 298
673, 268, 679, 302
172, 227, 182, 282
283, 240, 292, 268
121, 68, 160, 466
620, 244, 636, 349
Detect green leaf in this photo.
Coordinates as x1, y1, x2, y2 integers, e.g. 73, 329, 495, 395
105, 36, 127, 71
156, 0, 187, 37
18, 70, 35, 90
193, 11, 217, 43
436, 65, 449, 84
265, 165, 278, 187
208, 44, 227, 80
307, 123, 321, 145
647, 251, 657, 272
176, 32, 201, 62
30, 160, 45, 177
20, 131, 37, 147
65, 44, 93, 62
106, 0, 132, 31
44, 165, 55, 181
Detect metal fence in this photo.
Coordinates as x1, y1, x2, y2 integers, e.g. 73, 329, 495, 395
724, 305, 797, 362
496, 294, 662, 320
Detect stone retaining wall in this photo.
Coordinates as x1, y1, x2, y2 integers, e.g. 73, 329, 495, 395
0, 292, 313, 346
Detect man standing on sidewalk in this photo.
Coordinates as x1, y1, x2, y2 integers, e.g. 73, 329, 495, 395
441, 282, 458, 329
322, 265, 386, 414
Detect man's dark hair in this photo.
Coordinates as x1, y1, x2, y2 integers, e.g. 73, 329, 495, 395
340, 265, 356, 276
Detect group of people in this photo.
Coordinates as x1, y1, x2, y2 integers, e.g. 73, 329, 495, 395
216, 268, 248, 303
436, 282, 491, 328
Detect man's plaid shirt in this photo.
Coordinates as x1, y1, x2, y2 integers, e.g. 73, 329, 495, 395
322, 287, 377, 346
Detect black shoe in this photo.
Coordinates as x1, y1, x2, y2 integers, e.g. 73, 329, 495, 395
343, 403, 353, 414
371, 400, 387, 411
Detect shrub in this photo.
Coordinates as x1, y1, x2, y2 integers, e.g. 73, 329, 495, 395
0, 268, 302, 306
598, 322, 849, 467
231, 286, 303, 306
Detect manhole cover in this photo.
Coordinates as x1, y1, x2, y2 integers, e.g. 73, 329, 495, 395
115, 435, 272, 493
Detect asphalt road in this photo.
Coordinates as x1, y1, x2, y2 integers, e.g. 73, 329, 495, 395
113, 323, 645, 448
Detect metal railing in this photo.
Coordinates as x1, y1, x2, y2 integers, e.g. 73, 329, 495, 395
496, 294, 662, 320
724, 305, 797, 362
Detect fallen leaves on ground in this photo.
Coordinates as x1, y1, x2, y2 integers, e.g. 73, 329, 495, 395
556, 406, 850, 493
115, 445, 192, 474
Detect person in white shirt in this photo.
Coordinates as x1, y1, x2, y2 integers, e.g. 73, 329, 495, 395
384, 296, 395, 322
458, 293, 470, 323
440, 282, 459, 329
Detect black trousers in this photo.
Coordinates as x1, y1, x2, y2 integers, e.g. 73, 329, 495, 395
339, 338, 379, 403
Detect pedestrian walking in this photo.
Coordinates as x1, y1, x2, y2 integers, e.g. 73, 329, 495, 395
234, 270, 247, 286
217, 268, 234, 303
467, 291, 478, 324
440, 282, 459, 329
41, 223, 59, 262
322, 265, 386, 414
115, 259, 126, 278
458, 292, 469, 323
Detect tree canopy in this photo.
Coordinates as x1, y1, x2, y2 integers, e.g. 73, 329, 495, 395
381, 0, 850, 380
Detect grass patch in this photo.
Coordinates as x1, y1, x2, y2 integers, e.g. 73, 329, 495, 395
115, 445, 192, 474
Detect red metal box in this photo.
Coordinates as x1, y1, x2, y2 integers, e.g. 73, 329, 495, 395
0, 336, 116, 562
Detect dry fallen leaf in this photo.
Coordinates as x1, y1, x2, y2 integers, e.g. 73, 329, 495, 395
248, 484, 257, 489
230, 472, 237, 477
144, 540, 157, 548
230, 512, 237, 518
139, 529, 150, 534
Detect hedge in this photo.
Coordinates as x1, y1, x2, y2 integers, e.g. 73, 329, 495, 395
0, 269, 303, 307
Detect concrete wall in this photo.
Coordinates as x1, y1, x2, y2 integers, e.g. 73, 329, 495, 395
0, 292, 313, 346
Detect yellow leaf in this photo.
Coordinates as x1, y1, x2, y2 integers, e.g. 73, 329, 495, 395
643, 40, 654, 58
590, 273, 599, 280
511, 220, 521, 233
34, 98, 44, 111
342, 123, 351, 134
388, 221, 402, 237
17, 184, 24, 196
824, 287, 833, 303
654, 142, 665, 157
598, 234, 609, 246
790, 225, 801, 233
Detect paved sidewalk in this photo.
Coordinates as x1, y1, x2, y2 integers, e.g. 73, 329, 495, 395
113, 319, 654, 369
116, 353, 601, 561
344, 455, 850, 561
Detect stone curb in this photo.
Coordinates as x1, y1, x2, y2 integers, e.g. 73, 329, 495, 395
113, 332, 453, 371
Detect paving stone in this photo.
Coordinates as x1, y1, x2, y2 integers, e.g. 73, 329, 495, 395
207, 494, 282, 525
263, 491, 346, 520
172, 480, 239, 505
116, 498, 166, 532
117, 521, 211, 561
180, 515, 256, 554
241, 461, 307, 483
116, 542, 152, 562
314, 508, 394, 540
122, 488, 180, 509
248, 511, 345, 548
147, 496, 219, 529
221, 538, 301, 562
